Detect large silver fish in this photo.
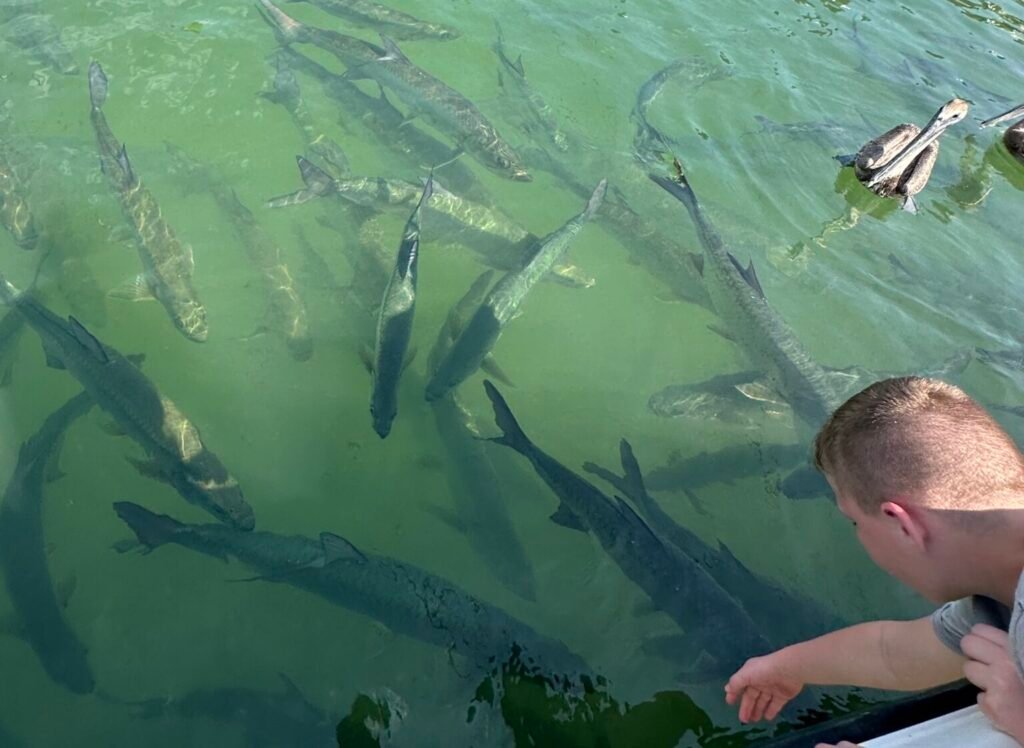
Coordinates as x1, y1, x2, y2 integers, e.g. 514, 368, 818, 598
270, 157, 593, 288
289, 0, 458, 41
0, 277, 254, 529
258, 1, 529, 181
166, 144, 313, 362
0, 390, 95, 694
114, 501, 588, 678
88, 62, 208, 342
369, 175, 432, 438
425, 180, 606, 402
482, 382, 771, 679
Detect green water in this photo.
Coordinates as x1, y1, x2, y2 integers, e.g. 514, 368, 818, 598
0, 0, 1022, 745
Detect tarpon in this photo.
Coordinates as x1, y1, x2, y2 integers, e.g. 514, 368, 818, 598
114, 501, 589, 678
481, 381, 771, 678
425, 270, 537, 601
275, 45, 486, 198
493, 21, 568, 152
584, 440, 844, 648
270, 157, 593, 288
648, 370, 792, 426
0, 390, 95, 694
642, 441, 809, 495
87, 62, 208, 342
166, 144, 313, 362
129, 674, 333, 748
425, 180, 606, 402
258, 1, 529, 181
0, 146, 38, 249
0, 277, 254, 529
260, 50, 350, 179
369, 174, 432, 438
289, 0, 458, 41
650, 165, 855, 436
0, 10, 78, 75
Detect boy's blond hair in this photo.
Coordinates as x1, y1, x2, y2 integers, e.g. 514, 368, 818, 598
814, 377, 1024, 512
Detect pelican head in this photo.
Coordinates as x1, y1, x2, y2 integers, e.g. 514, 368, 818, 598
866, 98, 970, 189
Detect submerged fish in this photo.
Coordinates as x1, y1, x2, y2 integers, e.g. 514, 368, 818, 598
258, 1, 528, 181
369, 175, 432, 438
425, 180, 606, 402
276, 45, 487, 198
0, 390, 95, 694
584, 440, 844, 648
166, 144, 313, 362
260, 50, 350, 179
425, 270, 537, 601
643, 441, 809, 494
648, 370, 793, 426
493, 21, 568, 152
0, 278, 254, 530
0, 146, 38, 249
290, 0, 458, 41
130, 674, 334, 748
650, 165, 857, 438
482, 382, 771, 679
114, 501, 589, 678
270, 157, 593, 288
0, 10, 78, 75
87, 62, 208, 342
0, 306, 26, 387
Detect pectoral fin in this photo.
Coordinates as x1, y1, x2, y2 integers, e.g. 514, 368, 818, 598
481, 354, 514, 387
126, 456, 170, 484
108, 275, 155, 302
41, 338, 66, 370
549, 502, 586, 532
321, 532, 367, 565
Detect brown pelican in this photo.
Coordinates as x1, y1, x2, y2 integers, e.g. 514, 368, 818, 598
837, 98, 969, 212
981, 103, 1024, 163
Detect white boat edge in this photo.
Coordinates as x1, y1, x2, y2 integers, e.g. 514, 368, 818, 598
863, 705, 1019, 747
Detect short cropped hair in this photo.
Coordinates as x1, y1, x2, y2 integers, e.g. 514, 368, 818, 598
814, 377, 1024, 512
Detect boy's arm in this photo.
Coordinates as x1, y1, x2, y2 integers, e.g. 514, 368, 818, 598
726, 616, 965, 723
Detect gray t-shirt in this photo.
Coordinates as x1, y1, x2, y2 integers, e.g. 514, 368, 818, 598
931, 569, 1024, 679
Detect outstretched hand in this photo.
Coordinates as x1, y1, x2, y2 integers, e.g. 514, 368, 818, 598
724, 653, 804, 723
961, 623, 1024, 742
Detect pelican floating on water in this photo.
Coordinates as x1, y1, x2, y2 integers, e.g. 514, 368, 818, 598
981, 103, 1024, 163
837, 98, 969, 212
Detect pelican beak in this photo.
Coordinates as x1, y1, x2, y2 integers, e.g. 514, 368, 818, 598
866, 98, 970, 188
980, 103, 1024, 128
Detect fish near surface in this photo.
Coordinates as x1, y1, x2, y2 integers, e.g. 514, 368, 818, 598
0, 390, 95, 694
292, 0, 458, 41
0, 277, 254, 530
270, 157, 592, 288
258, 1, 528, 181
165, 144, 313, 362
113, 501, 589, 679
424, 180, 606, 402
87, 62, 208, 342
369, 174, 432, 438
481, 381, 772, 679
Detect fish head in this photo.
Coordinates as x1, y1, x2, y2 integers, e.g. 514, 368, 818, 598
370, 402, 396, 439
181, 454, 255, 530
176, 301, 208, 343
487, 144, 531, 182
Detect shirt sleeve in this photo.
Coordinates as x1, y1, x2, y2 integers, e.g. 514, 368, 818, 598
932, 595, 1011, 655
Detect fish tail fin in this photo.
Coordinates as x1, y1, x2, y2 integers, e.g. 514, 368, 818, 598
113, 502, 182, 552
256, 0, 305, 43
583, 179, 608, 220
88, 61, 108, 110
648, 168, 699, 211
0, 275, 21, 306
482, 380, 532, 454
617, 439, 648, 500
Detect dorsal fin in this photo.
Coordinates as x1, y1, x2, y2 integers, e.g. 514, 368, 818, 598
727, 252, 765, 298
512, 53, 525, 78
117, 144, 136, 185
67, 316, 109, 363
378, 35, 410, 63
320, 532, 366, 564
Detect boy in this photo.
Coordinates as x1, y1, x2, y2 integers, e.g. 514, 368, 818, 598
723, 377, 1024, 745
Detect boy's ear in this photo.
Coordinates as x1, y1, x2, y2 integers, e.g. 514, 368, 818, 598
881, 500, 929, 549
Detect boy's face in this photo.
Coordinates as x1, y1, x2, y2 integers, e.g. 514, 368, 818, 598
829, 474, 949, 603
